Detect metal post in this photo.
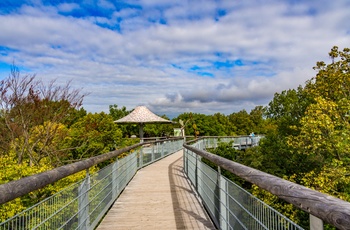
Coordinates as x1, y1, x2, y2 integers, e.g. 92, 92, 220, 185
183, 148, 186, 174
78, 169, 90, 230
112, 159, 118, 199
195, 154, 198, 190
161, 141, 164, 158
156, 142, 160, 159
140, 147, 143, 168
218, 166, 228, 230
310, 214, 323, 230
186, 150, 189, 175
151, 144, 155, 162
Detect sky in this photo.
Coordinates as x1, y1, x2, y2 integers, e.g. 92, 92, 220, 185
0, 0, 349, 118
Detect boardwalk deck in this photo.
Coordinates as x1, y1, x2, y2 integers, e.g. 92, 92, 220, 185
97, 150, 216, 230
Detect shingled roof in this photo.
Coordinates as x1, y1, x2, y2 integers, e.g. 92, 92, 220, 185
114, 106, 172, 124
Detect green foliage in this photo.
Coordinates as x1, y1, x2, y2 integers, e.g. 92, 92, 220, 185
109, 104, 129, 120
0, 67, 85, 164
288, 47, 350, 166
0, 150, 93, 222
288, 97, 350, 165
198, 47, 350, 228
211, 113, 234, 136
249, 106, 267, 134
300, 159, 350, 202
0, 69, 124, 221
108, 105, 139, 137
251, 184, 309, 228
63, 107, 87, 128
115, 137, 140, 149
220, 106, 270, 136
228, 110, 254, 135
259, 46, 350, 228
0, 151, 50, 221
173, 109, 269, 137
0, 110, 121, 222
258, 132, 317, 177
67, 112, 123, 160
307, 46, 350, 102
205, 142, 253, 189
265, 86, 311, 136
143, 114, 174, 137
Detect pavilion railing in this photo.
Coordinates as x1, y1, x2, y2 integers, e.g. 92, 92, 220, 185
0, 138, 183, 230
183, 137, 350, 230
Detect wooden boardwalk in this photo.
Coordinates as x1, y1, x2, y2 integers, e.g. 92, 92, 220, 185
97, 150, 216, 230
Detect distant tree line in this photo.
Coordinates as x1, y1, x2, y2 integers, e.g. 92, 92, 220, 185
110, 104, 271, 138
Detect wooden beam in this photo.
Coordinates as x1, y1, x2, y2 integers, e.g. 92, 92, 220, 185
0, 143, 143, 205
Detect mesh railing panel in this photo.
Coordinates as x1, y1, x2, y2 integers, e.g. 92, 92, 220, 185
184, 137, 303, 230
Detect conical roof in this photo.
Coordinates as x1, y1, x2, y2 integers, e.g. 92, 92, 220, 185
114, 106, 172, 124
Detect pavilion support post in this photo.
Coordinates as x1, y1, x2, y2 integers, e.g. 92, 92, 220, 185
139, 123, 144, 143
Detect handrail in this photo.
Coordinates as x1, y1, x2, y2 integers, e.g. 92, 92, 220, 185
0, 143, 141, 205
185, 135, 263, 144
0, 137, 183, 205
183, 143, 350, 230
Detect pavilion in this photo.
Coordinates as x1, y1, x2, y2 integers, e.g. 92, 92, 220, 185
114, 106, 173, 141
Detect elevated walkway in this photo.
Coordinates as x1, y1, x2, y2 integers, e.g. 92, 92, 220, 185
97, 150, 216, 229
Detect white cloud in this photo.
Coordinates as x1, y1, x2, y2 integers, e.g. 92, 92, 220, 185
97, 0, 115, 10
57, 3, 80, 13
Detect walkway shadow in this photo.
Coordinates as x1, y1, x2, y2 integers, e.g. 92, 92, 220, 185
168, 155, 216, 229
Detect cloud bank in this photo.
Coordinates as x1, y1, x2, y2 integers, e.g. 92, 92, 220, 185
0, 0, 349, 117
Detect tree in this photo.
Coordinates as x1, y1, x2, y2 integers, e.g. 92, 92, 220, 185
265, 86, 311, 136
143, 114, 174, 138
109, 104, 138, 137
306, 46, 350, 102
0, 146, 93, 222
228, 110, 253, 135
16, 122, 70, 166
109, 104, 129, 120
288, 46, 350, 166
0, 66, 85, 165
67, 112, 122, 160
174, 113, 196, 136
249, 106, 273, 134
211, 112, 234, 136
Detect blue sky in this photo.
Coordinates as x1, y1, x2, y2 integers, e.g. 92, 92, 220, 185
0, 0, 349, 117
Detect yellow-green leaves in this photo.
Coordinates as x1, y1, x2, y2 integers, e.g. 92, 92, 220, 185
301, 159, 350, 201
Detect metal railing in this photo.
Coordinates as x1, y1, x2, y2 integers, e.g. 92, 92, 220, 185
184, 136, 302, 230
0, 138, 183, 230
183, 137, 350, 230
199, 135, 263, 150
